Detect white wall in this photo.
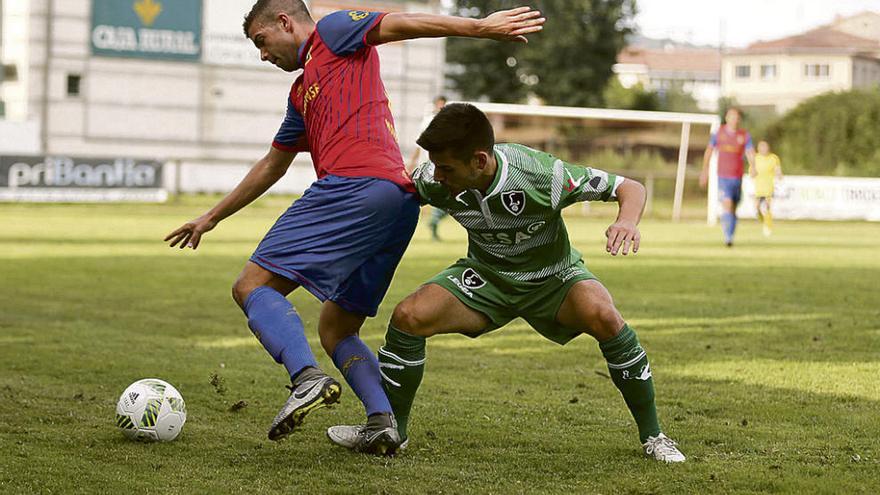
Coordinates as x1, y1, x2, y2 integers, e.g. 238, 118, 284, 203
1, 0, 30, 121
722, 53, 855, 113
0, 120, 40, 154
614, 64, 720, 112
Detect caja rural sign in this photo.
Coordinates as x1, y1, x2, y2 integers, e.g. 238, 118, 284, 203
91, 0, 202, 61
0, 155, 167, 202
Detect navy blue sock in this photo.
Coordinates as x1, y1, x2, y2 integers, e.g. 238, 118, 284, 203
244, 286, 317, 380
332, 335, 391, 417
721, 212, 735, 242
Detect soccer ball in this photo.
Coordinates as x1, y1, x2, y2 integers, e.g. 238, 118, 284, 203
115, 378, 187, 442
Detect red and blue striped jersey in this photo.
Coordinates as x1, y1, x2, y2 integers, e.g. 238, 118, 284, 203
709, 125, 753, 178
272, 10, 413, 191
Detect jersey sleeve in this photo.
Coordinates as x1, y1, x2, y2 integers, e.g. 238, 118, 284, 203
272, 94, 308, 153
553, 158, 622, 209
745, 132, 754, 150
411, 161, 446, 206
709, 133, 718, 147
315, 10, 386, 57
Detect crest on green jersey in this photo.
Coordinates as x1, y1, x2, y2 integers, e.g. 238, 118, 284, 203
501, 190, 526, 216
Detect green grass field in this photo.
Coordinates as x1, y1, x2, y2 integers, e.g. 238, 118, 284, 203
1, 196, 878, 494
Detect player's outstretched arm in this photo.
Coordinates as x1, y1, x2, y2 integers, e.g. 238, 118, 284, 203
746, 146, 757, 175
699, 145, 714, 189
164, 147, 296, 250
605, 179, 646, 256
367, 7, 545, 45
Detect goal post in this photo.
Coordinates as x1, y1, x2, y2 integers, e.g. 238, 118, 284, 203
463, 102, 721, 222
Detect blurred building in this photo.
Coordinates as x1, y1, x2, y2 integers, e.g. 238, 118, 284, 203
0, 0, 445, 193
722, 11, 880, 115
613, 43, 721, 112
830, 10, 880, 40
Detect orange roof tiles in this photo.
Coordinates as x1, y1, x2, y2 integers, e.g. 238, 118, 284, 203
617, 47, 721, 73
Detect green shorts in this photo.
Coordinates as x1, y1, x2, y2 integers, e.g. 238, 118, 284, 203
428, 258, 597, 345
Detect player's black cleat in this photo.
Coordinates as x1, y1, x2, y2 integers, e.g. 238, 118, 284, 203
326, 412, 404, 456
268, 370, 341, 441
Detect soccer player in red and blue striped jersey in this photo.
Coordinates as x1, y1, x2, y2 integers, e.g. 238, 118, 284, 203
165, 0, 544, 455
700, 107, 756, 246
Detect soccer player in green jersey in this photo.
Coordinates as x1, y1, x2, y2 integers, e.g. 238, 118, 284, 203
327, 103, 685, 462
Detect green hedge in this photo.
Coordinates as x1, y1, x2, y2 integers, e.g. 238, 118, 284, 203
765, 89, 880, 176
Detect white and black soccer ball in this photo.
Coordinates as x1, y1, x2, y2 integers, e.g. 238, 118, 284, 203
115, 378, 186, 442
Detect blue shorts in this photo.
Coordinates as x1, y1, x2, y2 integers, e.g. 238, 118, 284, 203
718, 177, 742, 205
251, 175, 419, 317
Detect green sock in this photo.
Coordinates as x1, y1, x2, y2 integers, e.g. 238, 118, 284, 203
378, 323, 426, 441
599, 324, 661, 443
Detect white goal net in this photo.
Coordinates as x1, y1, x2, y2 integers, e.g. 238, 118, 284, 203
465, 102, 720, 222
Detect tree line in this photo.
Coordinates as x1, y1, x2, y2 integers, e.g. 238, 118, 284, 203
445, 0, 880, 177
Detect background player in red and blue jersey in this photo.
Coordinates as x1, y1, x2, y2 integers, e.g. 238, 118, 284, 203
700, 107, 756, 247
164, 0, 545, 455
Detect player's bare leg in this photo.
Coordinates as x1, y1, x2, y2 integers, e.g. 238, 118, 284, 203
232, 261, 341, 441
317, 301, 366, 355
232, 261, 298, 308
392, 283, 490, 337
555, 279, 624, 341
327, 283, 489, 453
556, 280, 685, 463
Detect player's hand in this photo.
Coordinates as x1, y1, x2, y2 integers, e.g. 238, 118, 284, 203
699, 170, 708, 189
164, 213, 217, 250
477, 7, 545, 43
605, 220, 640, 256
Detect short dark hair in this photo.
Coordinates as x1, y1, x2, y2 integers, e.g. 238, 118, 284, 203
243, 0, 311, 38
417, 103, 494, 161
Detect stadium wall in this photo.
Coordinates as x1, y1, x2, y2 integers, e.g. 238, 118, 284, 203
1, 0, 445, 195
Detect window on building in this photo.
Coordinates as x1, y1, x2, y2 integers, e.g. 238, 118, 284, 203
804, 64, 830, 79
735, 65, 751, 79
67, 74, 82, 97
2, 63, 18, 82
760, 64, 777, 80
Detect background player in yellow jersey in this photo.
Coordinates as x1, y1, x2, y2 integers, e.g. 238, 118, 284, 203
750, 141, 783, 236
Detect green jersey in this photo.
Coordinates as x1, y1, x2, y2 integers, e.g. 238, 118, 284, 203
412, 143, 622, 282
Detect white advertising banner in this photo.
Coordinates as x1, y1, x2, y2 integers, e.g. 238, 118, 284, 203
202, 0, 265, 67
733, 175, 880, 221
0, 155, 167, 203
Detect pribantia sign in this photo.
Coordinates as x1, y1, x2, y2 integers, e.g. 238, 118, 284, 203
0, 155, 167, 202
